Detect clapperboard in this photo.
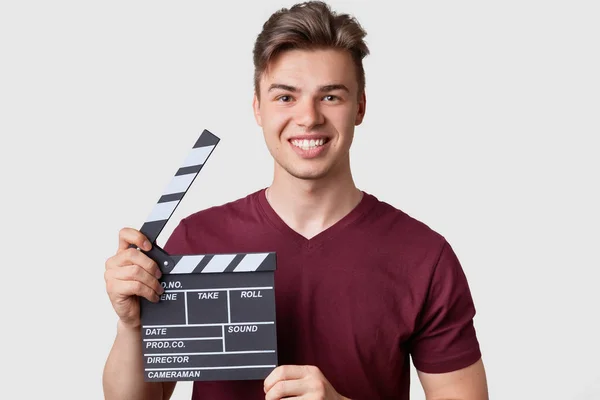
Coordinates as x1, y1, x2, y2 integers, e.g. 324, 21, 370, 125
134, 130, 278, 382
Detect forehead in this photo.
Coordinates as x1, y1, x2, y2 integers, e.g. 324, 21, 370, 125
260, 48, 358, 91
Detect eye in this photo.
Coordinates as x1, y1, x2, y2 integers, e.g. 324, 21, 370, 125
323, 95, 338, 101
277, 95, 293, 102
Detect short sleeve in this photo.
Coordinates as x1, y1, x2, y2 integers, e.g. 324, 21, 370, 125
409, 241, 482, 373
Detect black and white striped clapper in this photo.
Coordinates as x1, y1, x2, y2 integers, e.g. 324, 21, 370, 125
136, 129, 278, 382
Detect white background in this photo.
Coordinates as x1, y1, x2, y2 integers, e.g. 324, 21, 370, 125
1, 0, 598, 399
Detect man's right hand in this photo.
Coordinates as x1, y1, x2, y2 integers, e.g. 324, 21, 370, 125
104, 227, 164, 329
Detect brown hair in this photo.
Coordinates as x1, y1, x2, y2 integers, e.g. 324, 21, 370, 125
253, 1, 369, 98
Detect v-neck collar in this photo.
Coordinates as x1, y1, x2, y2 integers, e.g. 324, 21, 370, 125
256, 187, 378, 250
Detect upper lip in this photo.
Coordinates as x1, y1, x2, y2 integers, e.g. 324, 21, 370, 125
288, 134, 330, 141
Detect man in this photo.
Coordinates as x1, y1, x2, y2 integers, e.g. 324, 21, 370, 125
103, 1, 488, 399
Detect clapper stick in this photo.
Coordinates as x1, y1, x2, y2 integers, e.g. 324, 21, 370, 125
133, 129, 278, 382
133, 129, 219, 271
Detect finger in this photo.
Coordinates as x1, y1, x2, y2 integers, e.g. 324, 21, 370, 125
264, 365, 306, 393
264, 378, 305, 400
111, 264, 164, 298
110, 248, 162, 279
111, 275, 161, 303
118, 227, 152, 252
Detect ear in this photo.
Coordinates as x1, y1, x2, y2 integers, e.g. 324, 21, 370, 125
354, 90, 366, 126
252, 93, 262, 127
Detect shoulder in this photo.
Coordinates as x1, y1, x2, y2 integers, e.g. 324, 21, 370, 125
180, 189, 264, 234
186, 189, 261, 221
163, 189, 265, 254
364, 192, 447, 252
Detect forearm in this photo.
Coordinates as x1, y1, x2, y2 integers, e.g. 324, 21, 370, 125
103, 320, 165, 400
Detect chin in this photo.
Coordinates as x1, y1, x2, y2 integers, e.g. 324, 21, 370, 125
284, 165, 332, 181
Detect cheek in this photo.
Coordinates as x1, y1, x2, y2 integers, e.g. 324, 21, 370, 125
263, 108, 289, 135
331, 108, 356, 133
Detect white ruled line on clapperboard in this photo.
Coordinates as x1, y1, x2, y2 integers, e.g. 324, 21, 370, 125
134, 130, 278, 382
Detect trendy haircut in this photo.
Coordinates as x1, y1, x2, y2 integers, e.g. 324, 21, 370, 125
252, 1, 369, 99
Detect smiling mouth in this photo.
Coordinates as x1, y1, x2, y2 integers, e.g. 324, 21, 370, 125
289, 138, 330, 151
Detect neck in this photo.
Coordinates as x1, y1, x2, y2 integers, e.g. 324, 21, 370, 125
265, 163, 363, 239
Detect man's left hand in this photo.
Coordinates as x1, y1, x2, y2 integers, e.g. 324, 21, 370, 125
264, 365, 349, 400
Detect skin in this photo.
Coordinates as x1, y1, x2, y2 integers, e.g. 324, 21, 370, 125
102, 47, 488, 400
252, 48, 366, 240
103, 230, 176, 400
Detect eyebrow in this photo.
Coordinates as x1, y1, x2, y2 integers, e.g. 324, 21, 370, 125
267, 83, 349, 93
319, 84, 349, 93
268, 84, 297, 92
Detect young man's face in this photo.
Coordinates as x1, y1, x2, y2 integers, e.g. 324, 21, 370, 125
253, 48, 366, 182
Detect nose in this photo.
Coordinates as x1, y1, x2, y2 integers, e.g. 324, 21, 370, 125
293, 97, 325, 129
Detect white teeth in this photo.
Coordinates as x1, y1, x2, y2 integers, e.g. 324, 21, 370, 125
291, 138, 326, 150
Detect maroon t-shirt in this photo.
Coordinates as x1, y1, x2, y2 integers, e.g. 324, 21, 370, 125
162, 189, 481, 399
